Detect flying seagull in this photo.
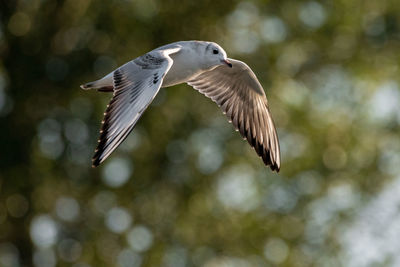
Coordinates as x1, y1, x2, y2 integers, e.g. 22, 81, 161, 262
81, 41, 281, 172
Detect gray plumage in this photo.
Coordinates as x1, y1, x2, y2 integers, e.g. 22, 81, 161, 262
81, 41, 281, 171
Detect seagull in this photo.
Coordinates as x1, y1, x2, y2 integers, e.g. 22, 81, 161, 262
81, 41, 281, 172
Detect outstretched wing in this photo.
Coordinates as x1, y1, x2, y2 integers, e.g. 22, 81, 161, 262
187, 58, 280, 171
92, 47, 181, 167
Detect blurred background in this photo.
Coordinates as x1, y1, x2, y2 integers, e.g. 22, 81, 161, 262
1, 0, 400, 266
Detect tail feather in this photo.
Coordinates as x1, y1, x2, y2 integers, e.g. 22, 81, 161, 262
80, 72, 114, 91
80, 82, 96, 90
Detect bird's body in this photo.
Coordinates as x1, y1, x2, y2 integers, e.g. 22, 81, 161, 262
160, 41, 211, 87
81, 41, 281, 171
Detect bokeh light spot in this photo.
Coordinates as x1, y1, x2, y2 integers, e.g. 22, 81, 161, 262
126, 225, 153, 252
8, 12, 31, 36
162, 246, 187, 267
368, 81, 400, 123
260, 16, 287, 44
265, 183, 298, 214
101, 158, 133, 188
264, 237, 289, 264
30, 215, 58, 249
216, 165, 259, 212
117, 249, 142, 267
196, 144, 223, 174
105, 207, 132, 234
298, 1, 326, 29
55, 197, 80, 222
64, 118, 89, 145
0, 243, 20, 267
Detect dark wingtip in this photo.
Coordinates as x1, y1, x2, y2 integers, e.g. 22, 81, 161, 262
92, 157, 100, 168
92, 148, 103, 167
92, 149, 103, 168
270, 163, 280, 173
266, 160, 280, 173
260, 149, 280, 173
268, 157, 281, 172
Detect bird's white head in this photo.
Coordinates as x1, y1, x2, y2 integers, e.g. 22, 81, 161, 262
201, 42, 232, 70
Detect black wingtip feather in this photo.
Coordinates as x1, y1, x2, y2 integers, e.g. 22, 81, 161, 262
247, 133, 280, 172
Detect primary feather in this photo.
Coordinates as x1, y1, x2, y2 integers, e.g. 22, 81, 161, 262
81, 41, 281, 171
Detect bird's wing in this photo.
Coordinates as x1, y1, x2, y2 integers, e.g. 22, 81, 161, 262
187, 58, 280, 171
92, 47, 181, 167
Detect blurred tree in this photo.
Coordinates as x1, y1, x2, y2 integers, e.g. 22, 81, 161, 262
1, 0, 400, 266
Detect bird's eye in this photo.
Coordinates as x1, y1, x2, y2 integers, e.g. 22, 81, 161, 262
213, 49, 219, 54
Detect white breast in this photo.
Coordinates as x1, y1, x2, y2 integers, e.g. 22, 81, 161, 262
161, 47, 204, 88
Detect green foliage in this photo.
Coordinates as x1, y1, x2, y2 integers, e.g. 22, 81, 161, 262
1, 0, 400, 266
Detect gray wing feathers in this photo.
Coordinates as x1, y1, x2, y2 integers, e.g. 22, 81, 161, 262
187, 59, 280, 171
92, 48, 180, 166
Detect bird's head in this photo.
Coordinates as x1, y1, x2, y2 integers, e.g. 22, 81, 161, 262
202, 42, 232, 70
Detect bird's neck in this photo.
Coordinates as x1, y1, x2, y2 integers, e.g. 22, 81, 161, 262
161, 47, 207, 87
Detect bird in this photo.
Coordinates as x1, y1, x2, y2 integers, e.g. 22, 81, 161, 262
81, 41, 281, 172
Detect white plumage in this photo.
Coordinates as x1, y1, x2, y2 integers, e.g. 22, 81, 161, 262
81, 41, 281, 171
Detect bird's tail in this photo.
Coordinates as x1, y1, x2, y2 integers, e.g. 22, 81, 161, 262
80, 72, 114, 92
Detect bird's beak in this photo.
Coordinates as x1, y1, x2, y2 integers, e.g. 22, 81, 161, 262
222, 59, 233, 68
